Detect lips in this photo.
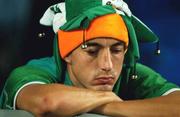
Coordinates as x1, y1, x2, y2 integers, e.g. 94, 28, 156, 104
93, 77, 114, 85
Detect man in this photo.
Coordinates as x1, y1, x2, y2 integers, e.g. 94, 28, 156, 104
1, 0, 180, 117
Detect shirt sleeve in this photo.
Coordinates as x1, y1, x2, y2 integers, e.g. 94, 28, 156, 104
0, 57, 58, 109
127, 63, 180, 99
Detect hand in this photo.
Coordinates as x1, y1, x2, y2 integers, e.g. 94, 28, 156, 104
92, 92, 122, 114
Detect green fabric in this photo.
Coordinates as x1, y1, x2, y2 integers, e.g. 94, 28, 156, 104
122, 15, 140, 68
122, 63, 179, 99
60, 0, 159, 43
53, 35, 63, 79
1, 0, 177, 110
131, 15, 159, 43
27, 57, 57, 79
0, 0, 177, 108
65, 0, 102, 21
58, 0, 160, 86
59, 0, 159, 73
0, 57, 58, 109
60, 5, 115, 30
0, 57, 179, 109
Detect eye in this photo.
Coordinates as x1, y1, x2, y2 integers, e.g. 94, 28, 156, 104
110, 47, 124, 54
86, 49, 99, 56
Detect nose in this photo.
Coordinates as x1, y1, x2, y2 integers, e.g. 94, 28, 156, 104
98, 49, 113, 72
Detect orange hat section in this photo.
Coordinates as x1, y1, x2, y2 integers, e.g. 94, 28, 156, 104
58, 14, 129, 58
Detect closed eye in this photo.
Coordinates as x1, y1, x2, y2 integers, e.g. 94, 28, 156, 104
86, 48, 99, 56
110, 43, 124, 54
110, 48, 124, 54
83, 42, 101, 57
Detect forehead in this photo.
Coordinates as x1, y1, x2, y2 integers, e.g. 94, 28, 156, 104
70, 37, 125, 56
86, 37, 124, 46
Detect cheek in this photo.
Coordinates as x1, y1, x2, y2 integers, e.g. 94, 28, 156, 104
112, 54, 125, 72
72, 54, 96, 81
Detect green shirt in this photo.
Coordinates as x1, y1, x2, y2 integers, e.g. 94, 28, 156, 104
0, 57, 179, 109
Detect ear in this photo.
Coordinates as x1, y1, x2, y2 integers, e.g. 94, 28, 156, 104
64, 55, 72, 64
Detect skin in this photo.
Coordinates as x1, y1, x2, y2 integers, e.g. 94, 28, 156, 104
17, 84, 121, 117
65, 38, 126, 91
16, 38, 180, 117
17, 37, 125, 117
93, 91, 180, 117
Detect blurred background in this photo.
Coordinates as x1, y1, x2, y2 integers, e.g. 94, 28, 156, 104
0, 0, 180, 92
126, 0, 180, 86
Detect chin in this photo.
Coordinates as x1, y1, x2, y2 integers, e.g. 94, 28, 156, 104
91, 85, 113, 91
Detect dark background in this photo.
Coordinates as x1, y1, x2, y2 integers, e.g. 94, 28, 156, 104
0, 0, 180, 92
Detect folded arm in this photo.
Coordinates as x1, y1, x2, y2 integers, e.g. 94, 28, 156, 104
16, 83, 121, 117
93, 91, 180, 117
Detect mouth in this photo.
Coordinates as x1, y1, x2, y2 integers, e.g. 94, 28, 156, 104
92, 76, 115, 85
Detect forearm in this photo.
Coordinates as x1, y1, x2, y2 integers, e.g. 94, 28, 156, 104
17, 83, 120, 117
94, 91, 180, 117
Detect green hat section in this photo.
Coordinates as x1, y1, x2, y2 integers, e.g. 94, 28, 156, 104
54, 0, 160, 94
57, 0, 159, 65
61, 0, 116, 30
60, 0, 159, 42
131, 15, 159, 43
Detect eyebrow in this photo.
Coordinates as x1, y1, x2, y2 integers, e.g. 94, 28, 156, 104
86, 42, 102, 47
86, 41, 124, 48
111, 42, 124, 47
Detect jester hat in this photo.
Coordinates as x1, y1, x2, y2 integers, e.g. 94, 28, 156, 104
40, 0, 159, 91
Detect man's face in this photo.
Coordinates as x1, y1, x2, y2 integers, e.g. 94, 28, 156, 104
65, 38, 126, 91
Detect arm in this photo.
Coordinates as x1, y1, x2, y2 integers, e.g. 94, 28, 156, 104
93, 63, 180, 116
93, 91, 180, 117
16, 83, 121, 117
0, 57, 119, 116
